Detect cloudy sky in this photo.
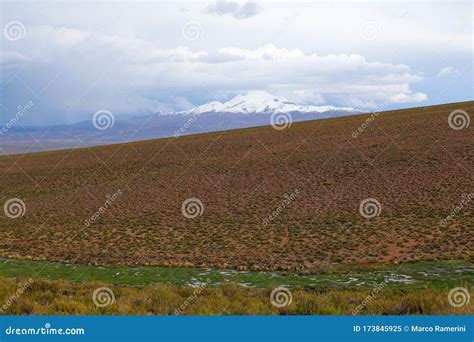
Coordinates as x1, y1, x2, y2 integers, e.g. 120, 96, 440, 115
0, 0, 472, 125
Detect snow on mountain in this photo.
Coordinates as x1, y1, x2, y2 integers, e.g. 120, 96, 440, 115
176, 91, 359, 115
185, 101, 225, 114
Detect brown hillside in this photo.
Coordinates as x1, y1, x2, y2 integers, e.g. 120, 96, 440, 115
0, 102, 472, 270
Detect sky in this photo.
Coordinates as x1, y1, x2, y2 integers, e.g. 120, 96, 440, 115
0, 0, 472, 126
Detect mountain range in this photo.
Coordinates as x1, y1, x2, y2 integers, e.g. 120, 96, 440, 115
175, 91, 358, 115
0, 91, 361, 155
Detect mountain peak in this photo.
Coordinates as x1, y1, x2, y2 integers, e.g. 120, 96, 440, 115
223, 91, 296, 113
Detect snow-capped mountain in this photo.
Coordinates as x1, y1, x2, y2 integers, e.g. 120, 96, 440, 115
1, 91, 362, 155
177, 91, 358, 115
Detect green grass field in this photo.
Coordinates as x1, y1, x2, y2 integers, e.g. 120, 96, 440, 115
1, 258, 472, 289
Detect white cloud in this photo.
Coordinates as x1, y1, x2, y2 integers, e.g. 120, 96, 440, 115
1, 25, 427, 120
436, 66, 460, 78
2, 0, 471, 124
194, 45, 427, 106
286, 90, 325, 105
0, 51, 30, 67
205, 0, 262, 19
388, 92, 428, 104
215, 45, 305, 60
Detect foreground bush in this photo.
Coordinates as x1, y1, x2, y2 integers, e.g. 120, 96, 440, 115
0, 276, 472, 315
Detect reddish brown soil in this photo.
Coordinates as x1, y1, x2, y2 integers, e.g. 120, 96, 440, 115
0, 102, 472, 270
